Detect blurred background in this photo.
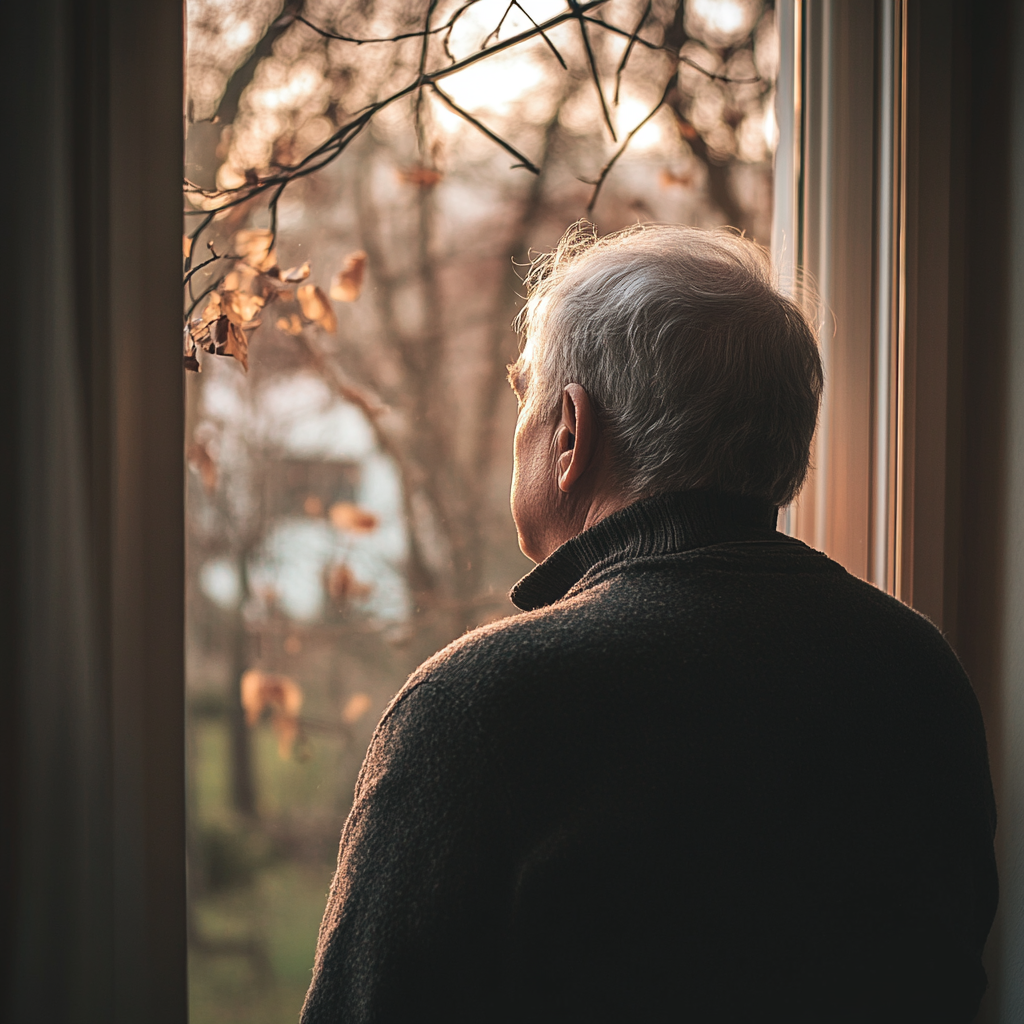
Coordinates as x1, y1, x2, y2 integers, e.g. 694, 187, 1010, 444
182, 1, 777, 1018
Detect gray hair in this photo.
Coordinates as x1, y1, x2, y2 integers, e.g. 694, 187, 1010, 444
515, 222, 823, 506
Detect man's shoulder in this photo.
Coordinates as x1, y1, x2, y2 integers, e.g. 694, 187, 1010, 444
386, 539, 970, 730
378, 600, 596, 724
413, 603, 582, 688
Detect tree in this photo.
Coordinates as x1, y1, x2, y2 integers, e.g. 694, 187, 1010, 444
184, 0, 778, 647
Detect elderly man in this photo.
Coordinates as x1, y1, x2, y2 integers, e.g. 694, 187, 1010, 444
301, 225, 996, 1024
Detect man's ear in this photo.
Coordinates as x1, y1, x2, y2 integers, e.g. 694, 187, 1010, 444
556, 384, 596, 493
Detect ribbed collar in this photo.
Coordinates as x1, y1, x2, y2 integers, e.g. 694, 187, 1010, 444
510, 490, 779, 612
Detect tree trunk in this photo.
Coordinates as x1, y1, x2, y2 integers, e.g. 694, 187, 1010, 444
228, 553, 256, 817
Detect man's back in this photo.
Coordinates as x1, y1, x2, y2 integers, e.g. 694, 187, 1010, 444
302, 492, 996, 1024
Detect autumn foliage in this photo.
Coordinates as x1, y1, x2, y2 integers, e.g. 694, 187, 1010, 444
240, 669, 304, 759
185, 226, 366, 372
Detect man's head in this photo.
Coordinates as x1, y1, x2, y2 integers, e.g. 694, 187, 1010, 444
508, 222, 823, 563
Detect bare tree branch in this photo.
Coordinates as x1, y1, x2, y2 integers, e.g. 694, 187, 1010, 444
571, 0, 617, 141
183, 0, 767, 339
182, 2, 613, 279
430, 83, 540, 173
295, 2, 480, 46
614, 0, 651, 104
586, 77, 675, 214
293, 332, 388, 421
585, 15, 762, 83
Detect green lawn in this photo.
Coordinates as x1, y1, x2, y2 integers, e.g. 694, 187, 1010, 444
188, 715, 347, 1024
188, 859, 334, 1024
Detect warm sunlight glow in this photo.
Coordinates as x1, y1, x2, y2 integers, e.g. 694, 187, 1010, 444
615, 95, 668, 152
441, 52, 549, 120
685, 0, 761, 50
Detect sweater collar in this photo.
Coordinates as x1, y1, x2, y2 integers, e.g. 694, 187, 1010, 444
510, 490, 779, 612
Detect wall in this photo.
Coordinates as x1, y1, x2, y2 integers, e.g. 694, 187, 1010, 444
955, 1, 1022, 1019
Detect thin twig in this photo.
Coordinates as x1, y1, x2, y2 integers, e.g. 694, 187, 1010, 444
184, 253, 219, 289
185, 278, 222, 322
678, 53, 760, 84
295, 332, 389, 421
586, 77, 674, 214
477, 0, 567, 73
182, 0, 639, 297
442, 0, 480, 61
183, 246, 237, 288
414, 1, 440, 152
431, 0, 605, 81
508, 0, 567, 69
182, 96, 406, 287
295, 2, 480, 45
614, 0, 651, 103
571, 0, 617, 141
580, 14, 667, 52
482, 1, 517, 47
585, 16, 762, 83
267, 181, 286, 250
430, 83, 540, 173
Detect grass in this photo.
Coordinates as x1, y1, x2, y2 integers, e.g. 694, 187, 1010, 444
188, 859, 334, 1024
188, 714, 347, 1024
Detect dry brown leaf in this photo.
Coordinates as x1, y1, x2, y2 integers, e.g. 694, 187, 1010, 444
223, 321, 250, 371
183, 235, 193, 258
253, 270, 285, 300
303, 494, 324, 517
221, 289, 265, 326
327, 564, 373, 602
330, 251, 367, 302
674, 115, 700, 141
200, 292, 222, 324
341, 692, 372, 725
275, 314, 304, 336
234, 228, 277, 272
329, 501, 380, 533
297, 283, 338, 332
219, 263, 262, 297
280, 261, 311, 283
659, 168, 694, 188
240, 669, 304, 759
275, 314, 303, 336
186, 318, 211, 355
186, 441, 217, 493
209, 315, 231, 354
398, 165, 443, 187
273, 716, 299, 759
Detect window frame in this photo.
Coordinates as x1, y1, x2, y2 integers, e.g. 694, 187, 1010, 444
774, 0, 962, 633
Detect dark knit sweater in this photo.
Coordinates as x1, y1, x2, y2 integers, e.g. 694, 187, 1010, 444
301, 491, 997, 1024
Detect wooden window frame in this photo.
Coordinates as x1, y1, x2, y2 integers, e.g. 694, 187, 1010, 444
774, 0, 963, 633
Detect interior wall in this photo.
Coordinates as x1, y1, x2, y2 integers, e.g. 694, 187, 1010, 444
956, 0, 1022, 1019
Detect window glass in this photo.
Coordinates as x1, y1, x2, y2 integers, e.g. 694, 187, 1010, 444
184, 2, 778, 1019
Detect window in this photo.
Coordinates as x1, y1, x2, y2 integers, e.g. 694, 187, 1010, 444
772, 0, 958, 633
183, 2, 780, 1019
11, 2, 1005, 1021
